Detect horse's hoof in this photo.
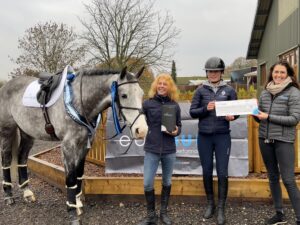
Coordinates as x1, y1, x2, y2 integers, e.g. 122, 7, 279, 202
69, 218, 82, 225
69, 208, 82, 225
4, 197, 15, 205
76, 207, 83, 216
24, 195, 36, 202
24, 189, 36, 203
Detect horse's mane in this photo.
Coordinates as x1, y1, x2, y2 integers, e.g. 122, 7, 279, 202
79, 68, 120, 76
78, 68, 136, 81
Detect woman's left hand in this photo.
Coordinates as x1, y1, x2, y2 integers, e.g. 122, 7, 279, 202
225, 115, 235, 121
165, 126, 178, 136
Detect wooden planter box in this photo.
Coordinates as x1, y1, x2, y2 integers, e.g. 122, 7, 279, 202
28, 148, 300, 199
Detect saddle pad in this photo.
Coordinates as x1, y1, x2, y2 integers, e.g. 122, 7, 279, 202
22, 65, 69, 107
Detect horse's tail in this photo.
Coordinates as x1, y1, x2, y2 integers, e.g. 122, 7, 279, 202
10, 128, 21, 181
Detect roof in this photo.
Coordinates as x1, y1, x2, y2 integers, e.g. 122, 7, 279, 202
246, 0, 273, 59
244, 71, 257, 77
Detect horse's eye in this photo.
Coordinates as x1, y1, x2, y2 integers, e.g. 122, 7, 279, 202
121, 94, 127, 99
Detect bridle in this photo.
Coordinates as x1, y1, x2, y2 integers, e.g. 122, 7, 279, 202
109, 80, 144, 139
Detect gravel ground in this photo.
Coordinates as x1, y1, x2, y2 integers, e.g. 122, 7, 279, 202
0, 140, 298, 225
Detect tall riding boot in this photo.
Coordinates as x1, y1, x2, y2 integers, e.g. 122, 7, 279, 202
203, 175, 215, 219
137, 190, 158, 225
160, 185, 172, 225
217, 177, 228, 225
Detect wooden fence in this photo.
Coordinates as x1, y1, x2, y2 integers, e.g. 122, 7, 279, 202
86, 112, 107, 166
248, 116, 300, 173
87, 115, 300, 173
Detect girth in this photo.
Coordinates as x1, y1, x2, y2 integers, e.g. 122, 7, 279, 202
36, 72, 62, 140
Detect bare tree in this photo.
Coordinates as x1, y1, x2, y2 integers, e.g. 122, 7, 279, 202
80, 0, 180, 71
10, 21, 86, 77
230, 57, 257, 70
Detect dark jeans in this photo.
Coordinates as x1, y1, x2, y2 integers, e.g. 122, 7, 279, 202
197, 133, 231, 179
143, 151, 176, 191
259, 138, 300, 221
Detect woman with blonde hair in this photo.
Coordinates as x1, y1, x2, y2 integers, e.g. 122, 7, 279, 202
137, 73, 181, 225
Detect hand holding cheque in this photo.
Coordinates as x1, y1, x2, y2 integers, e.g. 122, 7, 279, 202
214, 99, 260, 117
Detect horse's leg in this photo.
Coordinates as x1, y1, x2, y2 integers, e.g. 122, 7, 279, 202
74, 144, 91, 216
17, 131, 35, 203
1, 137, 14, 205
62, 139, 87, 225
0, 128, 16, 205
75, 157, 86, 214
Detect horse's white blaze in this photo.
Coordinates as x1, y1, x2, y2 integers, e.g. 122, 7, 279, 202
119, 83, 148, 139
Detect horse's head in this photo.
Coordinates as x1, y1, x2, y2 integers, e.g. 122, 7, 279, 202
115, 67, 148, 139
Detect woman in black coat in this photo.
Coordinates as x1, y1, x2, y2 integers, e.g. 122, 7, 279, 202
138, 73, 181, 225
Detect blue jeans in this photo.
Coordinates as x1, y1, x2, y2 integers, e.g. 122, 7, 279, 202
143, 151, 176, 191
197, 133, 231, 179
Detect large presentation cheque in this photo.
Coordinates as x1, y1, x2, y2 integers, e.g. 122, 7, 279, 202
215, 99, 258, 116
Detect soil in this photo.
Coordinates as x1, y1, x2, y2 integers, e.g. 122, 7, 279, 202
0, 140, 298, 225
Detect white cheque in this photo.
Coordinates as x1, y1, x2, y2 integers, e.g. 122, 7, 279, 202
215, 99, 258, 116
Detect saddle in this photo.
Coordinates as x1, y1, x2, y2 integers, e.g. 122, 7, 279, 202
36, 71, 63, 140
37, 71, 62, 105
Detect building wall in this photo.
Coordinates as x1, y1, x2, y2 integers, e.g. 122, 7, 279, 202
257, 0, 299, 89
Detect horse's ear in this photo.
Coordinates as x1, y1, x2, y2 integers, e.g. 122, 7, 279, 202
135, 66, 145, 79
120, 66, 127, 80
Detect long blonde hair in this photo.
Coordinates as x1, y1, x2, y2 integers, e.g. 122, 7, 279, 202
148, 73, 179, 101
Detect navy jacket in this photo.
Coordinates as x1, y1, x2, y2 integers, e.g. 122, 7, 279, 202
143, 95, 181, 154
189, 81, 237, 134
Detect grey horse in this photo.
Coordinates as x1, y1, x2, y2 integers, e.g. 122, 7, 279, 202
0, 67, 148, 224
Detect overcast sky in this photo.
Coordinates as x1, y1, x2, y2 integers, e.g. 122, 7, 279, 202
0, 0, 257, 80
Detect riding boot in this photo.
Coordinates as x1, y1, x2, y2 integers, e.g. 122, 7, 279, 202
137, 190, 158, 225
203, 175, 215, 219
217, 177, 228, 225
160, 185, 172, 225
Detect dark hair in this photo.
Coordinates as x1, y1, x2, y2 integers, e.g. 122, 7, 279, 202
264, 60, 299, 89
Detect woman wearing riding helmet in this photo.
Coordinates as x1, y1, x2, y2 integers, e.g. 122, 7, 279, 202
189, 57, 238, 225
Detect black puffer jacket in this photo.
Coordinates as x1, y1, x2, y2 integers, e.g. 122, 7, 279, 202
189, 81, 237, 134
143, 95, 181, 154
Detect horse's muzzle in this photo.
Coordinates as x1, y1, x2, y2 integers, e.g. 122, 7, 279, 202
133, 125, 148, 139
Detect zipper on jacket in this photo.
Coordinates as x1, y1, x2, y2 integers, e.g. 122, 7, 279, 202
160, 101, 164, 157
209, 88, 217, 134
266, 94, 277, 141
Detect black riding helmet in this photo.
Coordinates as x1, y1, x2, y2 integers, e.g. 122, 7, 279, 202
204, 57, 225, 72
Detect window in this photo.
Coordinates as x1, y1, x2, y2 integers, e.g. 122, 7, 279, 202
279, 47, 299, 80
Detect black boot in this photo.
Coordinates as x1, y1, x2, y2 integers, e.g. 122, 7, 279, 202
217, 177, 228, 225
137, 190, 158, 225
160, 185, 172, 225
203, 175, 215, 219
